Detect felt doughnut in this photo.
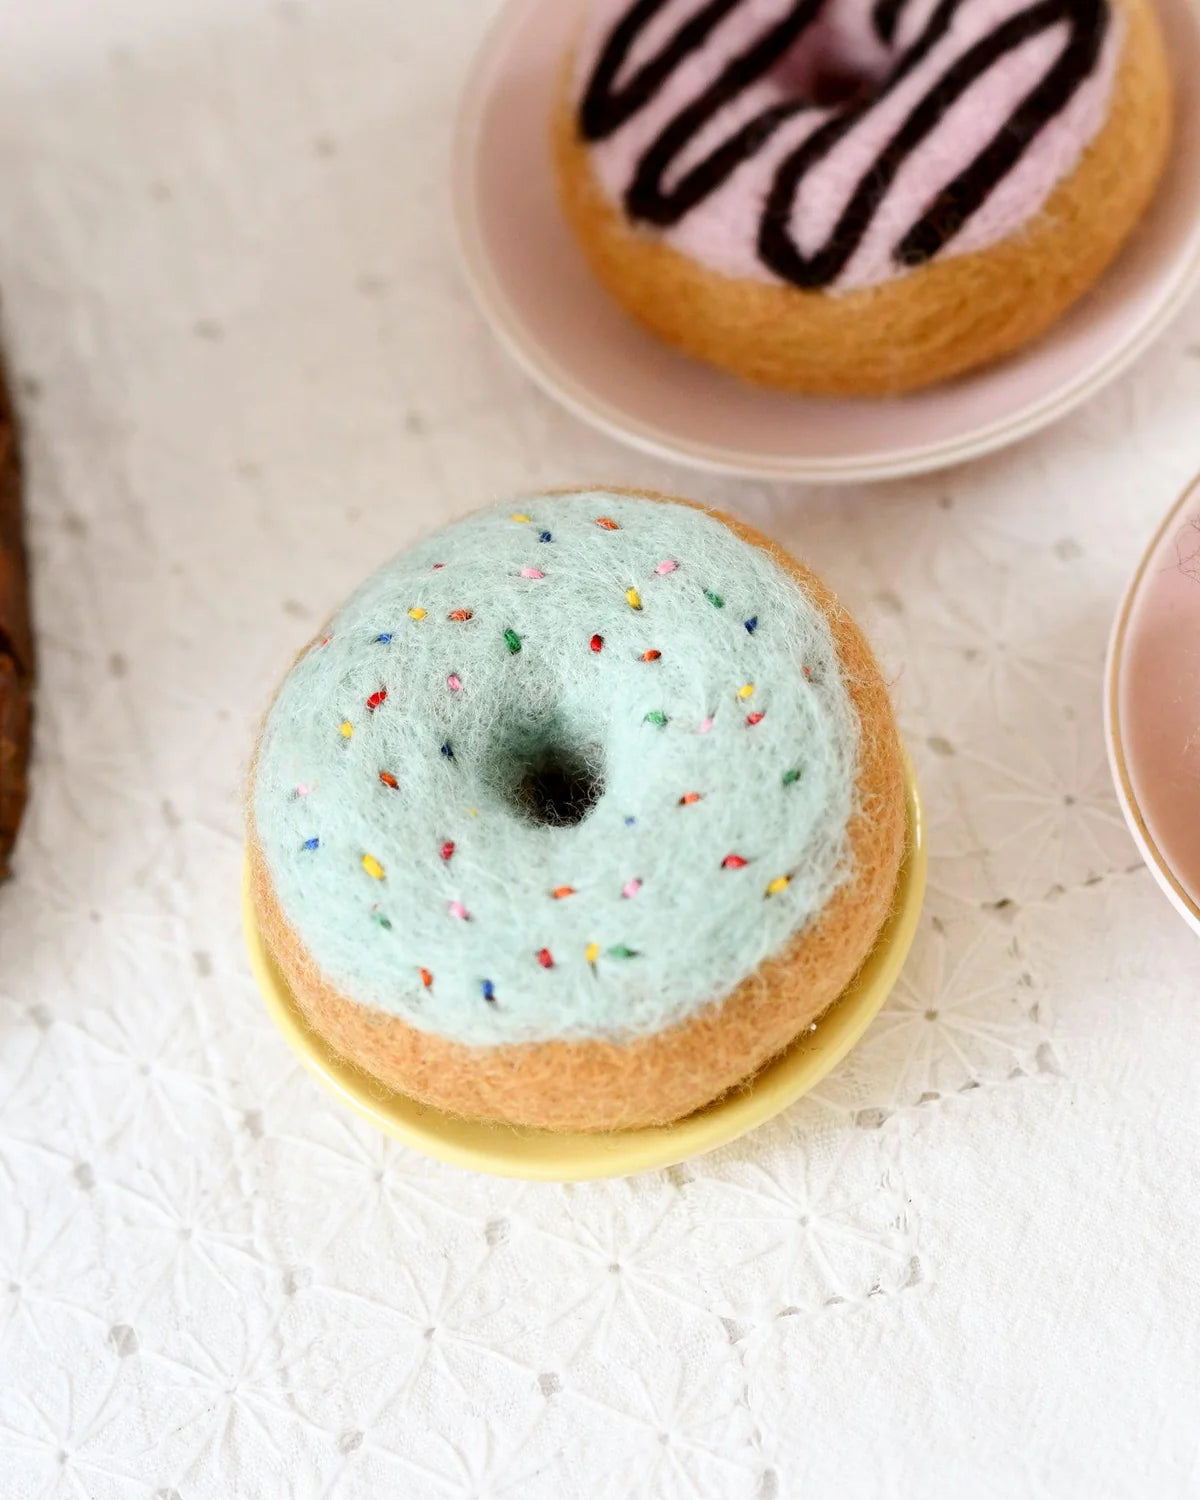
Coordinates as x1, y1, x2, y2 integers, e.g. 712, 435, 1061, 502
555, 0, 1171, 394
248, 490, 906, 1132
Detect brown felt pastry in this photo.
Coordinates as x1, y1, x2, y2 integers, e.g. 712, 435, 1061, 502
248, 489, 906, 1132
554, 0, 1171, 396
0, 360, 32, 881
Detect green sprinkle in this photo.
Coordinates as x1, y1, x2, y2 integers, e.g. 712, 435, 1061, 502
372, 911, 392, 930
504, 628, 521, 654
782, 768, 801, 786
607, 945, 638, 960
704, 589, 725, 609
644, 710, 668, 727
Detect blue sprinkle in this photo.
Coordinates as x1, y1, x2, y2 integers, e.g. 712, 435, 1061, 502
376, 632, 393, 644
481, 978, 496, 1002
303, 836, 319, 851
440, 741, 454, 759
624, 816, 636, 827
538, 530, 552, 543
744, 616, 757, 634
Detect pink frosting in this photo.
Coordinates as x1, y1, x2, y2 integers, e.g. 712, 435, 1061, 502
574, 0, 1122, 291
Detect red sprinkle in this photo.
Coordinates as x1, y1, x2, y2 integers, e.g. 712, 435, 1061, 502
379, 771, 398, 790
552, 885, 576, 899
641, 650, 661, 662
448, 608, 473, 622
366, 688, 387, 712
590, 633, 603, 653
595, 516, 619, 530
803, 666, 812, 678
440, 840, 455, 862
679, 791, 703, 806
747, 712, 765, 726
722, 853, 749, 869
419, 967, 433, 988
536, 948, 554, 969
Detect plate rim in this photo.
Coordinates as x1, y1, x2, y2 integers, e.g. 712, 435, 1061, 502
242, 764, 926, 1181
452, 0, 1200, 484
1105, 470, 1200, 933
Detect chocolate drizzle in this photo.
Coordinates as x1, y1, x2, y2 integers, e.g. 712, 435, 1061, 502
579, 0, 1111, 288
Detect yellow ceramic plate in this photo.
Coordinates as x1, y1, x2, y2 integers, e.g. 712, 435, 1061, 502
242, 766, 925, 1181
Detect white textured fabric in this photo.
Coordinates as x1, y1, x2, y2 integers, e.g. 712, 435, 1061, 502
1, 2, 1199, 1497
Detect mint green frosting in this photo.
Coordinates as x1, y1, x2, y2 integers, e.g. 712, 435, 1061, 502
253, 492, 858, 1047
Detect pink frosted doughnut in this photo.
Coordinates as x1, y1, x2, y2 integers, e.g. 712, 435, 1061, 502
557, 0, 1172, 391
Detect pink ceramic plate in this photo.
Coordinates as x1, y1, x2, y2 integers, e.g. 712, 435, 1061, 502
453, 0, 1200, 483
1107, 475, 1200, 936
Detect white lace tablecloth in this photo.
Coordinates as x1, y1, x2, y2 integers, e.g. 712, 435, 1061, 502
2, 2, 1199, 1495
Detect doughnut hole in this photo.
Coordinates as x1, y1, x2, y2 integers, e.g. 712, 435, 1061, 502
486, 713, 605, 829
769, 14, 893, 110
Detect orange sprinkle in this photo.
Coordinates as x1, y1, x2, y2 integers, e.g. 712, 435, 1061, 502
552, 885, 576, 900
379, 771, 398, 789
448, 609, 473, 622
419, 967, 433, 989
641, 650, 661, 662
595, 516, 619, 530
679, 791, 703, 806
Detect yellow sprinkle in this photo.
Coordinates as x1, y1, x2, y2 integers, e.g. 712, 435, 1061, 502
339, 720, 353, 739
737, 683, 755, 699
408, 606, 426, 621
468, 807, 479, 817
765, 875, 790, 898
585, 942, 600, 965
626, 587, 642, 611
510, 512, 531, 523
362, 853, 385, 880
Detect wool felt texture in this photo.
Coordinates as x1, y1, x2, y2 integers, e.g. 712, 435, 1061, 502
555, 0, 1170, 393
0, 360, 31, 882
574, 0, 1122, 292
248, 493, 907, 1133
252, 491, 859, 1048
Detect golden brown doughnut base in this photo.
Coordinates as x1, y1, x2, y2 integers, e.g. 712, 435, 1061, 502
553, 0, 1171, 397
248, 500, 906, 1133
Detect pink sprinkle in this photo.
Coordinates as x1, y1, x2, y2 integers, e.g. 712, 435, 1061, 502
654, 560, 678, 576
448, 901, 469, 921
519, 567, 544, 580
432, 563, 445, 570
447, 673, 462, 692
699, 717, 713, 734
622, 878, 642, 899
295, 783, 310, 797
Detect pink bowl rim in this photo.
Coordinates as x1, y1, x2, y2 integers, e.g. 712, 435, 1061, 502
1105, 471, 1200, 937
